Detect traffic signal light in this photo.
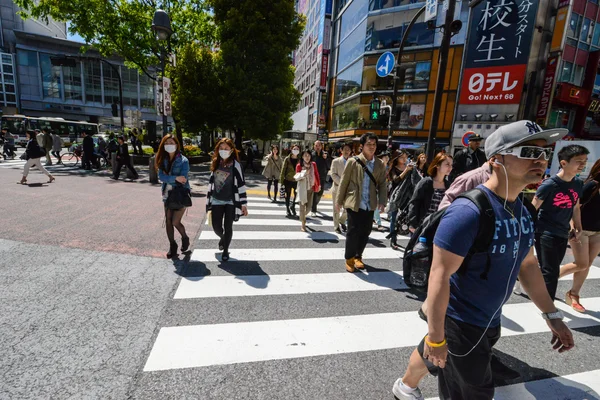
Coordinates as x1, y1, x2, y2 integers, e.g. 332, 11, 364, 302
111, 102, 118, 117
370, 98, 380, 121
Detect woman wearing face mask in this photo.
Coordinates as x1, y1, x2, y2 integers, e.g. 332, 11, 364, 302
296, 150, 321, 232
156, 134, 191, 258
262, 145, 283, 202
280, 144, 301, 217
206, 138, 248, 261
407, 152, 453, 233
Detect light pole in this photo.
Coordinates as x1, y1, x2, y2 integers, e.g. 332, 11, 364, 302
152, 9, 172, 138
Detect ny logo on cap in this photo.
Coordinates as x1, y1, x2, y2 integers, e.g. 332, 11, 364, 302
526, 121, 542, 134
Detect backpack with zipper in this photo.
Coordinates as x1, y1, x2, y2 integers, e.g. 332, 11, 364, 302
402, 188, 496, 288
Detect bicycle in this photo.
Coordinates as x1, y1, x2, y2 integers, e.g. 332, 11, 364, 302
60, 146, 82, 167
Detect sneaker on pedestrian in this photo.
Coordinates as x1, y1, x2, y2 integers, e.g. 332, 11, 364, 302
392, 378, 424, 400
310, 212, 317, 217
340, 223, 347, 232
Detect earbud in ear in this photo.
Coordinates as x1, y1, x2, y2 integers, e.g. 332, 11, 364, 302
494, 161, 504, 166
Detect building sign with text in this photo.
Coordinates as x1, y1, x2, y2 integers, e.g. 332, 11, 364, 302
536, 56, 559, 126
459, 0, 539, 105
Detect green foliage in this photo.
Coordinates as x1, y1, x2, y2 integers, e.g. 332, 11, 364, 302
211, 0, 304, 141
183, 145, 203, 157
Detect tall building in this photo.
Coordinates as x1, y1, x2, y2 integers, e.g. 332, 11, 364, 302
0, 0, 166, 133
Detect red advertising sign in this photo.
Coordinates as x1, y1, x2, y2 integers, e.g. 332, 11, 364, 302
319, 53, 329, 89
555, 83, 591, 107
536, 56, 559, 125
459, 64, 527, 105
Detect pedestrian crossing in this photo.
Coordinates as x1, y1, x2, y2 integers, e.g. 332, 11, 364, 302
138, 194, 600, 399
0, 155, 78, 170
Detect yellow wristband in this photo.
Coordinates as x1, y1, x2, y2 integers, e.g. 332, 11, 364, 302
425, 335, 447, 348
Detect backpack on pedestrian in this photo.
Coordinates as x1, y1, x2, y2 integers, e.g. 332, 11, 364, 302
402, 188, 496, 288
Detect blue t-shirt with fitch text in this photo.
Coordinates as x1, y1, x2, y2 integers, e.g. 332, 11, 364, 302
433, 186, 535, 328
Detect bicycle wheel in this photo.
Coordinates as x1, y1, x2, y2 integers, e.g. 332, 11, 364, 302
61, 152, 79, 167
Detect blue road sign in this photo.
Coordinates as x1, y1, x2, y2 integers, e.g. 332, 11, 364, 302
376, 51, 395, 78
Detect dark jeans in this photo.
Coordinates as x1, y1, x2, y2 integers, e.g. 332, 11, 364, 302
82, 152, 96, 169
345, 208, 374, 260
389, 210, 398, 236
3, 144, 16, 158
284, 179, 297, 212
535, 232, 568, 300
311, 185, 325, 213
211, 204, 236, 251
113, 159, 139, 179
418, 316, 500, 400
51, 150, 61, 161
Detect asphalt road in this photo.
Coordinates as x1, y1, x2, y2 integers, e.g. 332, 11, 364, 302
1, 152, 600, 400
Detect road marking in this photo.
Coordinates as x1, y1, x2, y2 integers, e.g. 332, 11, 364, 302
143, 297, 600, 371
250, 202, 334, 210
427, 369, 600, 400
205, 217, 390, 228
247, 196, 333, 204
174, 271, 407, 299
250, 209, 337, 217
191, 246, 400, 262
198, 230, 404, 241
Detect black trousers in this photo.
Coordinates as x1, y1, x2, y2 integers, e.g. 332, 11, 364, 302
535, 232, 568, 300
418, 316, 500, 400
114, 159, 138, 179
284, 179, 297, 211
311, 186, 325, 213
345, 208, 374, 260
267, 179, 279, 197
211, 204, 236, 251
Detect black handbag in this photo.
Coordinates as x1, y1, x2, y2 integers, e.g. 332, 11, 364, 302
166, 183, 192, 210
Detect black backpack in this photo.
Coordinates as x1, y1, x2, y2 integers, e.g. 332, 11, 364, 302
402, 188, 496, 288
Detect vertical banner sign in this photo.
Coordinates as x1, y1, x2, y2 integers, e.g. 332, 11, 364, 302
459, 0, 539, 105
551, 1, 571, 53
320, 52, 329, 89
318, 92, 327, 128
536, 56, 559, 126
163, 77, 172, 117
156, 79, 163, 116
426, 0, 438, 22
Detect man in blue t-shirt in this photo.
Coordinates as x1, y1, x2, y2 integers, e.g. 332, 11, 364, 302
392, 121, 575, 400
532, 145, 588, 301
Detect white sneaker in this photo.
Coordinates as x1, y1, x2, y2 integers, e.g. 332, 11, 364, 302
513, 281, 523, 295
392, 378, 424, 400
310, 212, 317, 217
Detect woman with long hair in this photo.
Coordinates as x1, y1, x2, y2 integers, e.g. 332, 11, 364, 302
262, 145, 283, 202
407, 152, 453, 233
412, 153, 428, 185
156, 134, 190, 258
207, 138, 248, 261
385, 152, 413, 248
559, 158, 600, 312
296, 150, 321, 232
19, 130, 55, 185
280, 144, 301, 217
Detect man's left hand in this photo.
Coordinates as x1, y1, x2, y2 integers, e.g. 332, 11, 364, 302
547, 319, 574, 353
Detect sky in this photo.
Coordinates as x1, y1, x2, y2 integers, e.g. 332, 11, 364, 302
66, 22, 85, 43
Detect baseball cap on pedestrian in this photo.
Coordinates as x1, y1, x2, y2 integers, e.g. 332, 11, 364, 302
468, 133, 483, 142
484, 120, 568, 159
117, 135, 125, 141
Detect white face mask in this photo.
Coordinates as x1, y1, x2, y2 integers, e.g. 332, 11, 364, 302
219, 150, 232, 159
164, 144, 177, 154
292, 149, 300, 156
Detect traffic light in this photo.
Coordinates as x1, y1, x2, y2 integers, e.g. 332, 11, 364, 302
111, 102, 118, 117
370, 98, 381, 121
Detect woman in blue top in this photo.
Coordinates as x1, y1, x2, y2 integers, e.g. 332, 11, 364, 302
156, 134, 191, 258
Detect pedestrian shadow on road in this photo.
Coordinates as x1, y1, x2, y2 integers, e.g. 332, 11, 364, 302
172, 253, 212, 280
349, 265, 409, 292
218, 261, 270, 289
491, 349, 600, 399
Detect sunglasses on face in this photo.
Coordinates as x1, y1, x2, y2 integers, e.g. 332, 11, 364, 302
499, 146, 552, 161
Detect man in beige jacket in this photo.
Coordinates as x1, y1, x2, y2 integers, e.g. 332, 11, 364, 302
337, 133, 388, 272
330, 143, 352, 234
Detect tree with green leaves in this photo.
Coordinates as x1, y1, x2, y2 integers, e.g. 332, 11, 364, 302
211, 0, 304, 147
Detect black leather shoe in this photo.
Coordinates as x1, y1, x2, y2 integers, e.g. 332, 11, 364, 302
340, 223, 347, 232
167, 241, 178, 258
221, 251, 230, 262
181, 236, 190, 253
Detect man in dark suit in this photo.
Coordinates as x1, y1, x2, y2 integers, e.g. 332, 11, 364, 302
449, 133, 486, 183
112, 135, 139, 180
81, 131, 96, 170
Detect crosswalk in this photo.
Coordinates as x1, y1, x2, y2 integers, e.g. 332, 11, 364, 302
139, 194, 600, 399
0, 155, 79, 171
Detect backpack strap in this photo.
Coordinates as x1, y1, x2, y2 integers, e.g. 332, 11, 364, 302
456, 188, 496, 279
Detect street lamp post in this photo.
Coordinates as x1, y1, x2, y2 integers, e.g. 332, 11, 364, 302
152, 9, 172, 138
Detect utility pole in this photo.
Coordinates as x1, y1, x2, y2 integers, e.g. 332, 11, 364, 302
426, 0, 459, 163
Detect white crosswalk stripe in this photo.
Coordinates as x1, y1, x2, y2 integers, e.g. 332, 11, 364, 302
142, 192, 600, 399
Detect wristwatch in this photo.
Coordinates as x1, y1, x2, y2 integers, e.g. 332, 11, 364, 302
542, 310, 564, 320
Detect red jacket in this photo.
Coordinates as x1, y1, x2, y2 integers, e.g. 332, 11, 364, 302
296, 161, 321, 192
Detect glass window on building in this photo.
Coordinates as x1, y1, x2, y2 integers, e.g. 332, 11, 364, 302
39, 53, 61, 99
362, 54, 431, 91
593, 24, 600, 46
84, 60, 102, 104
63, 63, 83, 101
573, 64, 585, 86
340, 0, 369, 42
548, 108, 575, 131
560, 61, 573, 82
568, 13, 582, 38
338, 18, 367, 73
18, 50, 38, 67
332, 98, 361, 130
139, 73, 155, 110
366, 8, 434, 52
335, 59, 363, 102
17, 50, 39, 100
122, 67, 139, 107
103, 64, 120, 106
581, 18, 592, 42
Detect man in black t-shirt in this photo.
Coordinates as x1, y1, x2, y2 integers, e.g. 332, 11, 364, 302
449, 133, 486, 183
532, 144, 588, 301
